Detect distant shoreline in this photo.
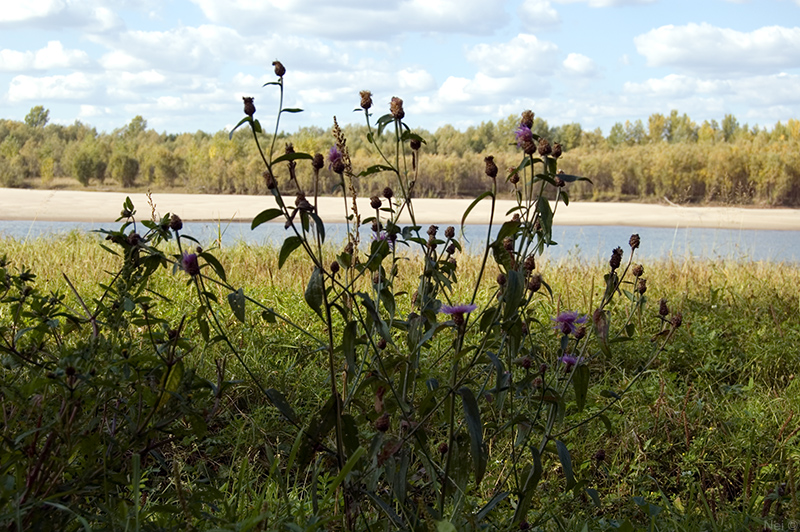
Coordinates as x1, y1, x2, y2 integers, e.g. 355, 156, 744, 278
1, 188, 799, 231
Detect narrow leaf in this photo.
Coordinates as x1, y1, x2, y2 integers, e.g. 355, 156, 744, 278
251, 208, 284, 229
458, 387, 487, 486
227, 288, 245, 323
304, 267, 324, 319
266, 388, 298, 423
555, 440, 576, 490
278, 236, 303, 268
280, 107, 304, 113
228, 117, 250, 139
460, 190, 493, 231
272, 152, 313, 165
573, 364, 590, 412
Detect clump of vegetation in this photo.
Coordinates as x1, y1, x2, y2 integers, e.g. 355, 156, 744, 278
2, 63, 799, 531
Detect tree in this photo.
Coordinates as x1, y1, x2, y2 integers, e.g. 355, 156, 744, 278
721, 114, 740, 142
24, 106, 50, 129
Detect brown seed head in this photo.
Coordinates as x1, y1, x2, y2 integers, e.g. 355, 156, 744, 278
169, 214, 183, 231
538, 138, 552, 156
524, 255, 536, 272
575, 326, 587, 340
509, 170, 520, 185
375, 412, 390, 432
427, 225, 438, 237
629, 233, 641, 250
503, 236, 514, 252
263, 170, 276, 189
445, 226, 455, 239
521, 110, 534, 129
390, 96, 405, 119
242, 96, 256, 117
554, 176, 565, 187
610, 247, 623, 271
632, 264, 644, 277
383, 186, 394, 199
484, 155, 498, 178
659, 298, 669, 317
528, 273, 542, 292
497, 273, 507, 286
312, 153, 324, 170
446, 243, 456, 255
671, 312, 683, 328
272, 60, 286, 77
359, 90, 372, 110
438, 442, 449, 455
377, 338, 387, 350
636, 278, 647, 294
552, 142, 563, 159
522, 139, 537, 155
344, 241, 354, 255
330, 261, 340, 274
410, 138, 421, 150
370, 195, 382, 209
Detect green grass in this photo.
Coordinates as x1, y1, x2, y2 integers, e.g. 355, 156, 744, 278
1, 233, 799, 530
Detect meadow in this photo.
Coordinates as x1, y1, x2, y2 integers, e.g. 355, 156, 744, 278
2, 67, 800, 531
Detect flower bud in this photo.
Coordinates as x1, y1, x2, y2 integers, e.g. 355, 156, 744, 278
484, 156, 498, 178
383, 186, 394, 199
272, 60, 286, 77
671, 312, 683, 328
390, 96, 405, 119
636, 278, 647, 294
659, 298, 669, 316
169, 214, 183, 231
427, 225, 438, 237
370, 195, 382, 209
609, 247, 623, 271
524, 255, 536, 272
552, 142, 562, 159
330, 261, 340, 274
538, 138, 552, 156
242, 96, 256, 117
503, 237, 514, 252
554, 176, 565, 187
528, 274, 542, 292
632, 264, 644, 277
360, 90, 372, 110
377, 338, 387, 350
312, 153, 324, 170
410, 138, 421, 150
521, 110, 534, 129
444, 226, 455, 239
497, 273, 507, 286
446, 243, 456, 255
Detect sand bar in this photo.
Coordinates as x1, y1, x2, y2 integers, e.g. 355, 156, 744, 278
1, 188, 799, 231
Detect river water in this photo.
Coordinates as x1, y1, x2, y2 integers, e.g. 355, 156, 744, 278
0, 220, 798, 262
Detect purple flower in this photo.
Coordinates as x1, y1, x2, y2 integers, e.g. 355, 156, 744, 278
515, 123, 533, 147
552, 310, 588, 336
181, 252, 200, 276
440, 303, 478, 315
559, 353, 583, 372
375, 230, 395, 250
328, 146, 344, 173
440, 302, 478, 327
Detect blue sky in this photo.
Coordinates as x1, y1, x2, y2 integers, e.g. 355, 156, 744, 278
1, 0, 798, 136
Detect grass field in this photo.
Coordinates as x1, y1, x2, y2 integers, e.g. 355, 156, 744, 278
2, 230, 800, 531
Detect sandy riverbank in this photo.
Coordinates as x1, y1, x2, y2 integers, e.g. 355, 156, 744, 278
1, 188, 799, 230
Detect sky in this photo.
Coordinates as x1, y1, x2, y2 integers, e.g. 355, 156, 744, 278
1, 0, 799, 137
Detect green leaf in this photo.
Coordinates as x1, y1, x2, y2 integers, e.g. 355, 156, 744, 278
304, 267, 324, 319
227, 288, 245, 323
251, 208, 284, 229
503, 270, 525, 321
228, 117, 250, 139
436, 521, 457, 532
573, 364, 590, 412
272, 151, 313, 165
458, 387, 487, 486
278, 236, 303, 268
266, 388, 297, 423
280, 107, 304, 113
475, 491, 509, 522
513, 447, 543, 524
555, 440, 576, 490
357, 164, 395, 178
200, 252, 227, 282
253, 119, 262, 133
460, 190, 493, 230
342, 321, 358, 375
157, 360, 184, 411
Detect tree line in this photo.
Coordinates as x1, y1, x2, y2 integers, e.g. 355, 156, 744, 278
1, 105, 799, 205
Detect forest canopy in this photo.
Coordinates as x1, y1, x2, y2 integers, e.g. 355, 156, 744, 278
1, 106, 799, 206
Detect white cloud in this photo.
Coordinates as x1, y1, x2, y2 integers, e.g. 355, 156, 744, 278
0, 0, 65, 23
8, 72, 97, 102
397, 68, 436, 92
563, 53, 599, 77
189, 0, 507, 39
553, 0, 654, 6
0, 41, 90, 71
634, 23, 800, 75
518, 0, 561, 30
467, 34, 559, 77
0, 0, 122, 30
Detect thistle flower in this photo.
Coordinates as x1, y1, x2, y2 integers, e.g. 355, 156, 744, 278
360, 90, 373, 110
390, 96, 405, 120
440, 303, 478, 327
559, 353, 583, 372
552, 310, 588, 336
242, 96, 256, 117
328, 146, 345, 174
515, 123, 533, 147
181, 252, 200, 276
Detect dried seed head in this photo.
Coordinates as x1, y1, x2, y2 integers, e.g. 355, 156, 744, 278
497, 272, 507, 286
593, 449, 606, 462
284, 143, 295, 154
528, 273, 542, 292
519, 356, 532, 369
509, 170, 520, 185
445, 226, 455, 239
375, 412, 390, 432
127, 232, 142, 246
575, 326, 587, 340
272, 60, 286, 77
383, 186, 394, 199
438, 442, 449, 455
484, 156, 498, 178
377, 338, 387, 350
659, 298, 669, 316
524, 255, 536, 272
410, 138, 421, 150
169, 214, 183, 231
538, 138, 552, 156
629, 233, 641, 250
554, 176, 565, 187
312, 153, 324, 170
610, 247, 623, 271
344, 241, 354, 255
446, 243, 456, 255
521, 110, 534, 129
552, 142, 563, 159
671, 312, 683, 328
263, 170, 276, 189
503, 236, 514, 252
632, 264, 644, 277
370, 195, 382, 209
427, 225, 438, 237
390, 96, 405, 119
330, 261, 340, 274
242, 96, 256, 117
512, 213, 520, 222
636, 278, 647, 294
359, 90, 373, 110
